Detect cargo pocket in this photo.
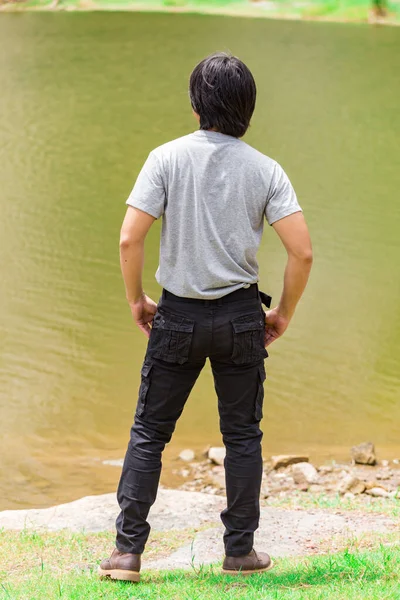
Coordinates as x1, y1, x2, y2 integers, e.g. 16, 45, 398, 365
255, 363, 266, 422
135, 360, 153, 417
149, 309, 195, 365
231, 312, 268, 364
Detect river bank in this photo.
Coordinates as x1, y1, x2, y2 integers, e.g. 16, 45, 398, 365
1, 442, 399, 596
172, 443, 400, 506
1, 0, 399, 26
0, 486, 399, 598
0, 487, 398, 562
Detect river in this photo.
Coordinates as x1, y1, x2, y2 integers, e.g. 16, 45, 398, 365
0, 12, 399, 509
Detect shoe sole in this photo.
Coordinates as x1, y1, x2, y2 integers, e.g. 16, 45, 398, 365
98, 567, 140, 582
221, 559, 274, 576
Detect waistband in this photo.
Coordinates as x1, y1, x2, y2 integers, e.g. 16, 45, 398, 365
162, 285, 272, 309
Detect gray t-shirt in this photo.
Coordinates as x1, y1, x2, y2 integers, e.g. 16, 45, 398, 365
126, 130, 301, 299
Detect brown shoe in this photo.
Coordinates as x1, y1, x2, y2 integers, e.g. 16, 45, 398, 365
222, 548, 274, 576
98, 548, 141, 582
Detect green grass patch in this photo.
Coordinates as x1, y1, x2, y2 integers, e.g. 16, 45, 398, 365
3, 0, 399, 24
0, 527, 202, 589
0, 528, 399, 599
264, 491, 400, 518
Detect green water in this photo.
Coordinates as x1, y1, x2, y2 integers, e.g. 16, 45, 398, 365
0, 13, 399, 510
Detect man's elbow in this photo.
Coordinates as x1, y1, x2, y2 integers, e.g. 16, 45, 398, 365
119, 233, 132, 251
290, 247, 313, 265
119, 229, 143, 249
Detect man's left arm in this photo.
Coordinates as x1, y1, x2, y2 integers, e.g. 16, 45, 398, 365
120, 206, 157, 337
121, 150, 166, 336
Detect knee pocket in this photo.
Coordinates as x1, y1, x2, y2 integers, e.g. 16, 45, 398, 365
255, 364, 266, 422
135, 360, 153, 418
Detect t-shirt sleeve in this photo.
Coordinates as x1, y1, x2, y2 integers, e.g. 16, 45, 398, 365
265, 163, 302, 226
126, 151, 166, 219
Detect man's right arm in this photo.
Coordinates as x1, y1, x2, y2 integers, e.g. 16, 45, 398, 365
264, 211, 313, 347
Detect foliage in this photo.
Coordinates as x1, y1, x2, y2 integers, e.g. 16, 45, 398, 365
5, 0, 400, 24
0, 528, 399, 599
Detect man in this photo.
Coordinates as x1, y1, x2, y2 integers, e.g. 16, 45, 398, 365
99, 52, 312, 583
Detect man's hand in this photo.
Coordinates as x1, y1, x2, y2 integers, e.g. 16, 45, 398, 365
129, 294, 158, 338
264, 307, 290, 347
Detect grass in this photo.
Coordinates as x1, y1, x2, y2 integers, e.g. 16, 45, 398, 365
2, 0, 399, 25
263, 491, 400, 518
0, 527, 203, 579
0, 528, 399, 599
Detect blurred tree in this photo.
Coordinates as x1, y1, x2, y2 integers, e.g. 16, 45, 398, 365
372, 0, 387, 17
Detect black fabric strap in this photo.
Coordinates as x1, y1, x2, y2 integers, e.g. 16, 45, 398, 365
259, 291, 272, 309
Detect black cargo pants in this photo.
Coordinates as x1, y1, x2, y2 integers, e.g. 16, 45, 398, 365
116, 283, 270, 557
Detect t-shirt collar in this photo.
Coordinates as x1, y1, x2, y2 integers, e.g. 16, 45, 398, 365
192, 130, 240, 142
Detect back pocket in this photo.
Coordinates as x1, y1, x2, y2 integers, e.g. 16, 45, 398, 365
231, 312, 268, 365
149, 309, 195, 365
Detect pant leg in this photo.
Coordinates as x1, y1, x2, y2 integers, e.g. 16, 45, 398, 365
116, 356, 205, 554
211, 358, 265, 557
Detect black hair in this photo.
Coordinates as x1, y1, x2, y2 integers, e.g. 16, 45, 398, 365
189, 52, 256, 138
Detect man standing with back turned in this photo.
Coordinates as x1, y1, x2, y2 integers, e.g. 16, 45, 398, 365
100, 52, 313, 582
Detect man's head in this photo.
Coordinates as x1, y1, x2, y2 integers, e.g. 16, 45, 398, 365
189, 52, 256, 139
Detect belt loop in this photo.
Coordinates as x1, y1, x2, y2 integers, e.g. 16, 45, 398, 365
162, 289, 167, 301
217, 298, 223, 306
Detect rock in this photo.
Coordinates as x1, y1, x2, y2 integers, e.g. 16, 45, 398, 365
208, 447, 226, 466
179, 449, 195, 462
381, 460, 389, 467
350, 480, 367, 495
145, 506, 395, 571
0, 489, 225, 533
376, 470, 392, 481
276, 484, 295, 493
336, 474, 354, 494
209, 466, 225, 490
338, 465, 351, 473
393, 459, 399, 465
344, 492, 355, 500
365, 481, 385, 490
292, 462, 318, 486
338, 469, 349, 479
337, 474, 366, 495
271, 455, 309, 470
102, 459, 124, 467
318, 465, 333, 474
261, 484, 271, 499
272, 473, 289, 480
351, 442, 376, 466
308, 484, 325, 494
365, 487, 390, 498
